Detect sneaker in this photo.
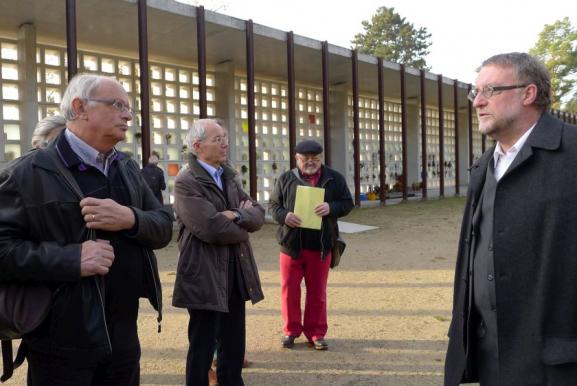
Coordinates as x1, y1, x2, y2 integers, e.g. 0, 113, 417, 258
281, 335, 296, 348
312, 338, 328, 351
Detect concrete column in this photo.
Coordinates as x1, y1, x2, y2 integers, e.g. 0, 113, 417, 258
405, 102, 420, 191
328, 84, 352, 189
17, 23, 38, 154
214, 61, 237, 162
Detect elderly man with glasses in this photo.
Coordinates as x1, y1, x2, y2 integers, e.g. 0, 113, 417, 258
269, 139, 353, 351
445, 52, 577, 385
172, 118, 265, 386
0, 73, 173, 384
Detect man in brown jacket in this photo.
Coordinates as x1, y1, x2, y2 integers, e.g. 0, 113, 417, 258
172, 118, 264, 386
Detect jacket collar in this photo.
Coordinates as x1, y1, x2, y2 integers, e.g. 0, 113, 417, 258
468, 112, 562, 191
31, 130, 126, 174
501, 112, 561, 179
188, 155, 237, 184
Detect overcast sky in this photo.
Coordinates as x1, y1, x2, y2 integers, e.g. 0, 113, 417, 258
177, 0, 575, 84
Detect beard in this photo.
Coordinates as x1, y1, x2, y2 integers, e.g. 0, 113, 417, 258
301, 165, 320, 175
478, 114, 515, 141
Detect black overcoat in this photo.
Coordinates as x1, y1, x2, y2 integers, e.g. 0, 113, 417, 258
445, 113, 577, 385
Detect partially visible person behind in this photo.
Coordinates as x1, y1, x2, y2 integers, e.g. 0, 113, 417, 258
444, 52, 577, 385
269, 139, 353, 351
172, 118, 265, 386
0, 73, 173, 385
31, 114, 66, 149
141, 153, 167, 204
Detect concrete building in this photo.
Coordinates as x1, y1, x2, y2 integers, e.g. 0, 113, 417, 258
1, 0, 575, 205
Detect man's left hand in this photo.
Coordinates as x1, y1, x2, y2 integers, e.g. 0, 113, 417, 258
314, 202, 330, 217
80, 197, 136, 231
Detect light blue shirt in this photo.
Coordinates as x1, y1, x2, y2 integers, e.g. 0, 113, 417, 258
65, 129, 117, 176
197, 159, 224, 190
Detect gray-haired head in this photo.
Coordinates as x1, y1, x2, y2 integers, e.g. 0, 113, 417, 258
185, 118, 221, 155
31, 114, 67, 148
479, 52, 551, 112
148, 154, 159, 164
60, 73, 110, 121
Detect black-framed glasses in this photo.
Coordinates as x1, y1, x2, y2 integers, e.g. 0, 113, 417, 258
468, 84, 527, 102
86, 98, 134, 114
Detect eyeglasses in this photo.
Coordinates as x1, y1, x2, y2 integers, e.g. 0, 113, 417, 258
468, 84, 527, 102
86, 98, 134, 114
296, 154, 322, 163
204, 135, 229, 144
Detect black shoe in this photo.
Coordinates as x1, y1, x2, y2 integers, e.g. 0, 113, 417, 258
312, 338, 328, 350
281, 335, 296, 348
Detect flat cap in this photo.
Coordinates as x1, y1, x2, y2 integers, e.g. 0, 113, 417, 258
295, 140, 323, 155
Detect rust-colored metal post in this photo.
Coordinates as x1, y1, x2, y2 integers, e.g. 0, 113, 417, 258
352, 50, 360, 206
420, 69, 427, 199
437, 74, 445, 197
378, 58, 386, 204
287, 31, 296, 169
196, 6, 207, 118
245, 20, 257, 199
322, 41, 331, 166
65, 0, 77, 81
400, 64, 408, 201
137, 0, 151, 165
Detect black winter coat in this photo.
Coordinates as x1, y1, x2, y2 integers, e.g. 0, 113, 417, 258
0, 142, 173, 355
269, 165, 353, 258
445, 113, 577, 385
141, 163, 166, 204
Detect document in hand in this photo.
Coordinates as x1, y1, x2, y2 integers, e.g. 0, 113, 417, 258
294, 185, 325, 230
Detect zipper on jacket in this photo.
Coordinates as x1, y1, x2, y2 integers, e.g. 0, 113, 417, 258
93, 277, 112, 352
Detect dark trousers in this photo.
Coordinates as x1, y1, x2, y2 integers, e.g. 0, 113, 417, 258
186, 261, 246, 386
26, 346, 140, 386
475, 318, 499, 385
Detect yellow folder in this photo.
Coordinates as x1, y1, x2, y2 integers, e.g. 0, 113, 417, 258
294, 185, 325, 230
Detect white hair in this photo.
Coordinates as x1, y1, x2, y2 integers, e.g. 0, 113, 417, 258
60, 73, 111, 121
31, 114, 67, 148
185, 118, 218, 155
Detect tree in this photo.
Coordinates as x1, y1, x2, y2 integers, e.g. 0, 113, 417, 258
529, 17, 577, 113
351, 7, 432, 69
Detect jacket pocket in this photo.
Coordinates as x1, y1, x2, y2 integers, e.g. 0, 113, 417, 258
542, 337, 577, 365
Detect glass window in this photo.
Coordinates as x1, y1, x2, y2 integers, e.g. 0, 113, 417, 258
45, 69, 61, 85
44, 49, 61, 66
2, 83, 19, 100
4, 144, 21, 161
118, 61, 131, 75
1, 63, 18, 80
46, 88, 61, 103
101, 58, 115, 73
3, 104, 20, 120
1, 43, 18, 60
165, 68, 176, 82
83, 55, 98, 71
4, 124, 20, 140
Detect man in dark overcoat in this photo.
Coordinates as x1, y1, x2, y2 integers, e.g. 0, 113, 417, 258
445, 52, 577, 385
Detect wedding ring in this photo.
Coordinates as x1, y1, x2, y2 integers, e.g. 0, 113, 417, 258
91, 214, 96, 222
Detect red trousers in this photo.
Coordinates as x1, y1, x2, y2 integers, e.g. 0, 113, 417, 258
280, 249, 332, 341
